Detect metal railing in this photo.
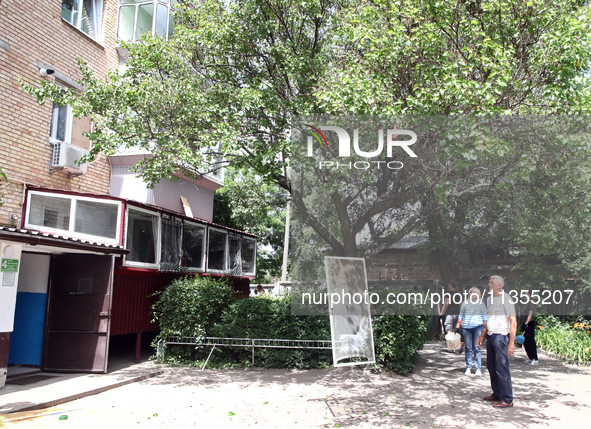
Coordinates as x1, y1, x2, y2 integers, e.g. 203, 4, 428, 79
157, 336, 337, 370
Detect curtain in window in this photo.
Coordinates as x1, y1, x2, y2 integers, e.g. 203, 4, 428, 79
126, 210, 157, 264
51, 103, 69, 142
208, 230, 227, 271
242, 238, 256, 274
152, 211, 159, 261
181, 224, 204, 269
74, 200, 118, 239
155, 4, 168, 37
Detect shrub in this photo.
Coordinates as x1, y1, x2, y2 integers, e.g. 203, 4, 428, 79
153, 283, 429, 373
152, 275, 235, 341
372, 315, 429, 375
212, 294, 332, 369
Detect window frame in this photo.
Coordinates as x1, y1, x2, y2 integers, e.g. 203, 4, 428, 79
123, 205, 161, 269
181, 220, 206, 273
206, 226, 228, 274
241, 236, 257, 277
49, 102, 73, 145
117, 0, 174, 42
24, 191, 122, 245
61, 0, 103, 40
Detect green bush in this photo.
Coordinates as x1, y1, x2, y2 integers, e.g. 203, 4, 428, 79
153, 281, 429, 373
372, 315, 429, 375
152, 275, 235, 340
212, 294, 332, 368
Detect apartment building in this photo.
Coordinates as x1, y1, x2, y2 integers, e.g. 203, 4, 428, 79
0, 0, 255, 388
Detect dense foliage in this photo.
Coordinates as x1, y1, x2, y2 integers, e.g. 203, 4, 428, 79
372, 315, 430, 375
154, 276, 428, 372
212, 167, 288, 283
535, 315, 591, 363
152, 276, 235, 341
213, 295, 333, 369
21, 0, 591, 285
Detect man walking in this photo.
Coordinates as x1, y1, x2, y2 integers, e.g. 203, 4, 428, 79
477, 275, 517, 408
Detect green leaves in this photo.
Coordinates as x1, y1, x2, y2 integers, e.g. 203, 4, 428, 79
212, 167, 288, 282
372, 315, 429, 375
320, 0, 591, 116
152, 276, 235, 341
213, 294, 333, 369
19, 0, 591, 287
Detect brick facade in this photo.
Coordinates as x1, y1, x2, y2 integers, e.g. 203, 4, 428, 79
0, 0, 121, 226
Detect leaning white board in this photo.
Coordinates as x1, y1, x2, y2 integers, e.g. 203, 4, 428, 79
325, 256, 375, 367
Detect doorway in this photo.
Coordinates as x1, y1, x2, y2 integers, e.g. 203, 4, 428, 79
42, 254, 114, 373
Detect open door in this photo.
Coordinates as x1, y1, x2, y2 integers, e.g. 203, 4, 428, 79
42, 254, 114, 373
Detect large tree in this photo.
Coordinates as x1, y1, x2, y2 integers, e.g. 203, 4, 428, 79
213, 167, 288, 282
23, 0, 591, 283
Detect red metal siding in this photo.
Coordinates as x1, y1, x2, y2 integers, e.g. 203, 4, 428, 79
110, 271, 177, 336
110, 271, 251, 336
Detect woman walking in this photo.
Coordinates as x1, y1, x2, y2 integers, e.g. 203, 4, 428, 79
457, 287, 488, 375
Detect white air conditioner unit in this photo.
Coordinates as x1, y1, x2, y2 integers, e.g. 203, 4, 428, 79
50, 140, 89, 175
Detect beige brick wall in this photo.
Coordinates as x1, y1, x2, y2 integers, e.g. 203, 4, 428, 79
0, 0, 121, 226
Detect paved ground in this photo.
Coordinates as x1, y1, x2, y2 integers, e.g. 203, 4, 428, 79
1, 341, 591, 428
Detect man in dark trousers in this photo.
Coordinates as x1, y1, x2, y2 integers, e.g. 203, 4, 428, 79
477, 275, 517, 408
521, 289, 539, 365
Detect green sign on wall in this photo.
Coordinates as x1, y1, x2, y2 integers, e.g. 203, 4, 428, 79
1, 258, 19, 272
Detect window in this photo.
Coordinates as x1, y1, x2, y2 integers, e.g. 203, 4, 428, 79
207, 228, 227, 272
26, 191, 121, 244
50, 103, 72, 144
208, 163, 224, 184
74, 200, 118, 239
228, 233, 242, 275
117, 0, 176, 42
160, 214, 182, 272
125, 208, 160, 267
242, 237, 256, 276
49, 102, 92, 150
29, 194, 71, 230
182, 222, 205, 271
61, 0, 103, 40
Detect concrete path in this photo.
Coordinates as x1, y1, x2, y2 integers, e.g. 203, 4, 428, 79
0, 362, 163, 414
1, 341, 590, 428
